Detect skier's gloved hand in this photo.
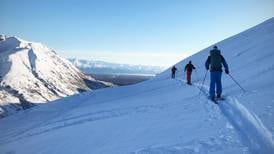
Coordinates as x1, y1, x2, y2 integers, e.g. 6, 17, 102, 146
225, 69, 229, 74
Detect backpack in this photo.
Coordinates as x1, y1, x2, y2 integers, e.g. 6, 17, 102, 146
210, 49, 222, 70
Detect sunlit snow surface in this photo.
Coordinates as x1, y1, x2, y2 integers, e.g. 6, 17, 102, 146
0, 18, 274, 154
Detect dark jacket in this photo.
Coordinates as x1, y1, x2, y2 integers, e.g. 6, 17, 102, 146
171, 66, 177, 73
184, 63, 195, 72
205, 49, 229, 72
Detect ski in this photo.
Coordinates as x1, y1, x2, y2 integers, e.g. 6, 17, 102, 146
208, 96, 225, 104
215, 97, 225, 101
211, 99, 219, 104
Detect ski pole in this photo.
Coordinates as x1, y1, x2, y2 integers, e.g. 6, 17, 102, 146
194, 69, 198, 82
201, 70, 208, 86
228, 74, 247, 92
183, 71, 185, 82
199, 70, 208, 96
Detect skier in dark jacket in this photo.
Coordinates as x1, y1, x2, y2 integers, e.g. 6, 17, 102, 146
205, 46, 229, 101
171, 66, 177, 79
184, 61, 196, 85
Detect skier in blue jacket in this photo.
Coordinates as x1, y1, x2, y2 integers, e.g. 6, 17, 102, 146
205, 46, 229, 101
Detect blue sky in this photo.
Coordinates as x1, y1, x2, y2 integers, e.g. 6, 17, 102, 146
1, 0, 274, 67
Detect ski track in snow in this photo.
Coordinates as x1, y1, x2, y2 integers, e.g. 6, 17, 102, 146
219, 98, 274, 154
195, 83, 274, 154
0, 102, 173, 145
133, 134, 243, 154
1, 78, 273, 153
0, 80, 190, 145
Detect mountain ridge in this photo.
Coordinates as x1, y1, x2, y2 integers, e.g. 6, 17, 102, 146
0, 35, 113, 117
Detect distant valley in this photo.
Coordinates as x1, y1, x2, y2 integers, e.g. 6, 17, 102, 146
68, 58, 165, 76
89, 74, 153, 86
68, 58, 165, 85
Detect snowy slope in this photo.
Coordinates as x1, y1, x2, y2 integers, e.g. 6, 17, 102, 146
0, 18, 274, 154
0, 36, 112, 117
68, 58, 165, 75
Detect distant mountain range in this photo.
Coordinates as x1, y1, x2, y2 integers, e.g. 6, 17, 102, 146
68, 58, 165, 75
0, 35, 112, 117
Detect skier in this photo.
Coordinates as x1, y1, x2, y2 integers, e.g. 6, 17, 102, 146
205, 46, 229, 101
171, 65, 177, 79
184, 61, 196, 85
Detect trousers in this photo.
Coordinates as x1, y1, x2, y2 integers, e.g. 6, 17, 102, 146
209, 71, 222, 98
186, 71, 192, 84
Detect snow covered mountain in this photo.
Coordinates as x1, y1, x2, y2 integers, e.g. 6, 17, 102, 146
68, 58, 165, 75
0, 35, 112, 117
1, 17, 274, 154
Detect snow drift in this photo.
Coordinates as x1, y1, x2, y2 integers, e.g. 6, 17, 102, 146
0, 17, 274, 154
